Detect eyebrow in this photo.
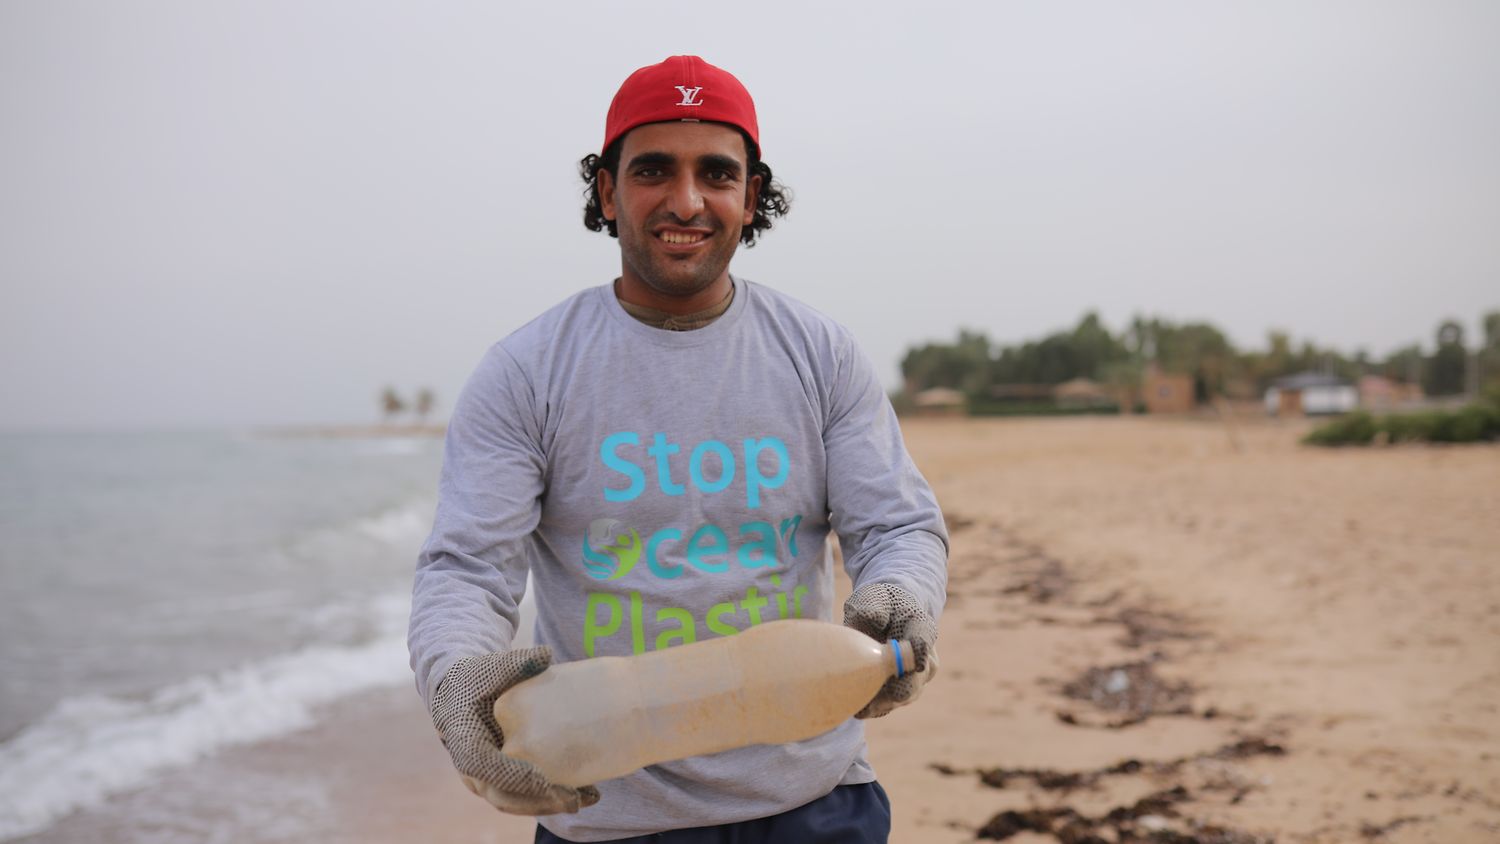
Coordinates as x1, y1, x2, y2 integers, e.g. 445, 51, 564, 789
699, 154, 743, 177
625, 151, 744, 178
626, 152, 676, 171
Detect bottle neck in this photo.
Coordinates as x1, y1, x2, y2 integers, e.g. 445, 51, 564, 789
887, 640, 916, 679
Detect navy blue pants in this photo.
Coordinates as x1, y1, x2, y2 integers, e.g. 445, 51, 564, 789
534, 782, 891, 844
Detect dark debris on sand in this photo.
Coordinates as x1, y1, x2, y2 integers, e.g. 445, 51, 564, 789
976, 786, 1274, 843
1060, 660, 1196, 723
945, 511, 978, 533
952, 534, 1279, 843
931, 735, 1287, 795
1001, 555, 1074, 604
968, 758, 1146, 792
1358, 815, 1428, 838
1111, 606, 1204, 649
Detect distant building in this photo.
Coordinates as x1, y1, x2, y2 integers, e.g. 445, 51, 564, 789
1221, 376, 1259, 401
1264, 372, 1358, 416
911, 387, 966, 416
1052, 378, 1113, 409
1358, 375, 1423, 411
1143, 370, 1195, 414
985, 384, 1056, 403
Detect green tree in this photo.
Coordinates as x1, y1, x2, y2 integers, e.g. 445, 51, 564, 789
1382, 344, 1424, 385
1481, 310, 1500, 389
1425, 320, 1467, 396
895, 310, 1466, 409
1264, 331, 1295, 380
1132, 319, 1235, 400
901, 330, 991, 395
984, 313, 1130, 387
1099, 359, 1144, 410
1068, 311, 1130, 381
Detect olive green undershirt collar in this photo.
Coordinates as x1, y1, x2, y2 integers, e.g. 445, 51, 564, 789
614, 280, 735, 331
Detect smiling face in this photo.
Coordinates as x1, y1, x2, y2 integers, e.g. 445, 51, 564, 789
599, 121, 762, 311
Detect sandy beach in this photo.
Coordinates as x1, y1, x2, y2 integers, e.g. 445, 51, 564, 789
32, 415, 1493, 844
869, 415, 1500, 843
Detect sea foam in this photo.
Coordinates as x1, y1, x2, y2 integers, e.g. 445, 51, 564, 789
0, 593, 412, 841
355, 505, 432, 545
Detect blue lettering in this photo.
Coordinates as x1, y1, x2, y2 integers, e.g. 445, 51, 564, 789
601, 432, 645, 502
581, 534, 614, 579
686, 524, 730, 573
648, 433, 685, 496
689, 440, 735, 494
737, 521, 779, 568
646, 528, 683, 579
743, 437, 789, 509
778, 515, 803, 558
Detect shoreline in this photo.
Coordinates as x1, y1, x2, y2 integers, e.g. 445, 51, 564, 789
253, 424, 447, 439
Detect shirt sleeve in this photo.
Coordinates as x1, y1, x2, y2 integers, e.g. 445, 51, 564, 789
407, 344, 545, 708
823, 331, 949, 621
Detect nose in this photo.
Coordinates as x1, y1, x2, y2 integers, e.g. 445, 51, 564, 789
664, 172, 704, 221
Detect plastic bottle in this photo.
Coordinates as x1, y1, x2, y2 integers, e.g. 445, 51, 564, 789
493, 618, 915, 787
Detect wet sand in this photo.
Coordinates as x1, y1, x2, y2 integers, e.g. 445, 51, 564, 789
36, 415, 1494, 843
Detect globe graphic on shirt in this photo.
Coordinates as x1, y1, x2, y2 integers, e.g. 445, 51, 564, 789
581, 518, 642, 581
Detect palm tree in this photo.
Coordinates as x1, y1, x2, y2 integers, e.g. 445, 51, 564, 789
380, 387, 406, 425
415, 388, 436, 425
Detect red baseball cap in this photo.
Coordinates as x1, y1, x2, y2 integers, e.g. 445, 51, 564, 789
602, 55, 760, 157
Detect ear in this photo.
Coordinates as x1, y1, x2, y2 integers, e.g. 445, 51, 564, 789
599, 168, 618, 221
743, 171, 762, 226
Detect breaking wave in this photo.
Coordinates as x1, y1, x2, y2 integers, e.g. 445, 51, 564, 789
0, 593, 412, 841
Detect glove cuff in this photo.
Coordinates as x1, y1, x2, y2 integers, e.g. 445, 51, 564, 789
844, 582, 937, 674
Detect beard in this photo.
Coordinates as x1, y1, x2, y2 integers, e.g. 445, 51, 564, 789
616, 214, 743, 299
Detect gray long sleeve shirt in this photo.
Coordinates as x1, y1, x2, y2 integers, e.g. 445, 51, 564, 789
408, 277, 948, 841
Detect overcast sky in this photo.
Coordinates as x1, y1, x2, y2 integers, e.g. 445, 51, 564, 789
2, 1, 1496, 429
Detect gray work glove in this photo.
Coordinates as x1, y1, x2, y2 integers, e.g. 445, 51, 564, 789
430, 646, 601, 815
843, 582, 939, 719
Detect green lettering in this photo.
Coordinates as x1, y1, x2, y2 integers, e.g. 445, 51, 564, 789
583, 592, 622, 657
706, 601, 740, 637
792, 585, 809, 619
741, 587, 769, 627
771, 574, 789, 619
654, 607, 698, 650
629, 590, 646, 655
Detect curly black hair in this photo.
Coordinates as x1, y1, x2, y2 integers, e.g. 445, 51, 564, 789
579, 130, 791, 247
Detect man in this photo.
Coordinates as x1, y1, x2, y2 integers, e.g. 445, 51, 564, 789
408, 55, 948, 844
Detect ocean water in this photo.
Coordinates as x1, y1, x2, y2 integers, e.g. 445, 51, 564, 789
0, 431, 447, 841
